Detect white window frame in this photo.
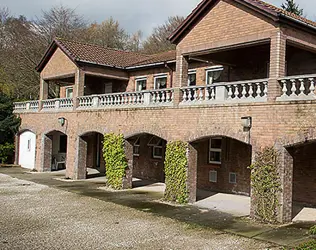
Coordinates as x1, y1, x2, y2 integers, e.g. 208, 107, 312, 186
209, 137, 222, 164
135, 77, 147, 92
65, 87, 73, 98
229, 172, 237, 184
188, 69, 197, 86
205, 65, 224, 85
133, 137, 140, 156
209, 170, 217, 183
154, 74, 168, 90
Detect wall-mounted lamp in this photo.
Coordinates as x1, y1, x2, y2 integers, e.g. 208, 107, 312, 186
58, 117, 66, 127
241, 116, 252, 129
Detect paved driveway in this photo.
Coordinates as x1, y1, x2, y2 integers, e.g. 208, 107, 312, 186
0, 173, 275, 250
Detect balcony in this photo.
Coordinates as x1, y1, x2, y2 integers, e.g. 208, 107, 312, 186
13, 75, 316, 113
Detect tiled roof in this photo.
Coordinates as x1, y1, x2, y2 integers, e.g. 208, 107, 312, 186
128, 50, 176, 68
169, 0, 316, 43
55, 38, 151, 68
36, 38, 176, 71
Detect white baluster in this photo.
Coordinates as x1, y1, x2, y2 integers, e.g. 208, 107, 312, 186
205, 87, 210, 101
298, 78, 305, 97
182, 89, 187, 102
309, 78, 316, 98
290, 79, 297, 97
281, 80, 287, 98
193, 88, 198, 101
188, 89, 193, 102
199, 87, 203, 101
227, 85, 233, 100
241, 84, 247, 99
263, 82, 268, 98
249, 83, 254, 99
166, 91, 171, 103
211, 87, 215, 100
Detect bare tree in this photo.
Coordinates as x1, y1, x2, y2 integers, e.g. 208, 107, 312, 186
33, 4, 87, 45
127, 30, 143, 52
142, 16, 184, 54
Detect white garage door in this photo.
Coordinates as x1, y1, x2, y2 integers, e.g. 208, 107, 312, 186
18, 131, 36, 169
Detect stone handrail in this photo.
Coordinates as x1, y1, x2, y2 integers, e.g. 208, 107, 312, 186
180, 79, 268, 104
42, 98, 73, 111
277, 74, 316, 101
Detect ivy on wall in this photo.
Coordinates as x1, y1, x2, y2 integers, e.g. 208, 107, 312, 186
164, 141, 188, 204
249, 147, 282, 223
102, 133, 128, 190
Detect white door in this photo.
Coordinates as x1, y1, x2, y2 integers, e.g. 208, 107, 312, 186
18, 131, 36, 169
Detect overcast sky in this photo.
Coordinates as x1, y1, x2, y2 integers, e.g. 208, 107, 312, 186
0, 0, 315, 36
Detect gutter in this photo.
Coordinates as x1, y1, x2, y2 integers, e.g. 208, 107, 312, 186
126, 60, 176, 70
278, 13, 316, 32
78, 60, 125, 70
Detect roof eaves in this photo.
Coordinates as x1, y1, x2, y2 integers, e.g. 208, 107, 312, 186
126, 60, 176, 70
35, 40, 57, 72
77, 59, 126, 70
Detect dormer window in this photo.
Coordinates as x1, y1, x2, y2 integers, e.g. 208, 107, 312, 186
206, 66, 224, 85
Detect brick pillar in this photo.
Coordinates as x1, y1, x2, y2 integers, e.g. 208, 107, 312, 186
249, 146, 257, 219
268, 31, 286, 102
123, 140, 133, 189
276, 145, 293, 223
73, 69, 85, 108
173, 52, 188, 105
187, 143, 197, 203
73, 136, 87, 180
39, 78, 48, 100
40, 134, 52, 172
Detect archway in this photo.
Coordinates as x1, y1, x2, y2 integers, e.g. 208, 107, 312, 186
18, 130, 36, 169
286, 140, 316, 221
79, 132, 105, 179
42, 130, 68, 172
127, 133, 167, 189
189, 135, 252, 216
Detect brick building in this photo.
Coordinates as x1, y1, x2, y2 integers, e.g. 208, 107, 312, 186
14, 0, 316, 223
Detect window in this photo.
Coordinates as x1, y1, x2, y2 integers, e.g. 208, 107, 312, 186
209, 137, 222, 164
205, 66, 224, 85
27, 139, 31, 152
188, 70, 197, 86
133, 137, 140, 156
229, 173, 237, 184
135, 78, 147, 91
148, 136, 163, 159
65, 87, 73, 98
209, 170, 217, 183
59, 135, 67, 153
154, 75, 167, 89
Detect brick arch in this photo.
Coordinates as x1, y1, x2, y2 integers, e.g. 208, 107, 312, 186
78, 128, 107, 137
186, 127, 250, 145
78, 130, 105, 137
124, 129, 169, 141
276, 128, 316, 148
17, 128, 36, 136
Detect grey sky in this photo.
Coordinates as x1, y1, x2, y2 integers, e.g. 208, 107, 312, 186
0, 0, 315, 37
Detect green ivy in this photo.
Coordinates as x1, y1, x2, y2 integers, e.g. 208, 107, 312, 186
294, 240, 316, 250
0, 143, 14, 164
309, 225, 316, 236
164, 141, 188, 204
249, 147, 282, 223
102, 133, 128, 190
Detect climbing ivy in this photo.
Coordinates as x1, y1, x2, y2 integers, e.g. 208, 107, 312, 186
249, 147, 282, 223
102, 133, 128, 190
164, 141, 188, 204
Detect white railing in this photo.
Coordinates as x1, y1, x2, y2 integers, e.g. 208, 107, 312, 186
149, 89, 174, 105
181, 79, 268, 104
13, 101, 39, 113
13, 102, 27, 112
277, 74, 316, 101
99, 92, 144, 107
42, 98, 73, 111
29, 100, 39, 110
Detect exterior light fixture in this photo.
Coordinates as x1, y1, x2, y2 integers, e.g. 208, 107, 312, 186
58, 117, 66, 127
241, 116, 252, 129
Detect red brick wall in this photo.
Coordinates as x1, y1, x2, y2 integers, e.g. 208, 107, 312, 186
291, 142, 316, 205
132, 134, 165, 182
195, 137, 251, 195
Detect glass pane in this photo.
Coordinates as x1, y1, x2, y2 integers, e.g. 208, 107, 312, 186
156, 77, 167, 89
136, 80, 146, 91
211, 138, 222, 149
133, 146, 140, 155
66, 88, 73, 98
209, 151, 221, 163
153, 147, 163, 158
188, 73, 196, 86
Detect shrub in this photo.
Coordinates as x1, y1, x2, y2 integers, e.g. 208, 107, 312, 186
309, 225, 316, 236
249, 147, 282, 223
164, 141, 188, 204
295, 240, 316, 250
102, 133, 128, 190
0, 143, 15, 164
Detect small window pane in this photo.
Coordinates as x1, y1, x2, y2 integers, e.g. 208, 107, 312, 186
211, 138, 222, 149
136, 79, 146, 91
188, 73, 196, 86
27, 139, 31, 152
153, 146, 163, 159
133, 145, 140, 156
229, 173, 237, 184
66, 87, 73, 98
155, 77, 167, 89
209, 170, 217, 183
209, 151, 221, 163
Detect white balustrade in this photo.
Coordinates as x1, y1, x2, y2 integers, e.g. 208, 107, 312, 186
149, 89, 174, 105
181, 79, 268, 104
42, 98, 73, 111
277, 74, 316, 101
13, 102, 27, 112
